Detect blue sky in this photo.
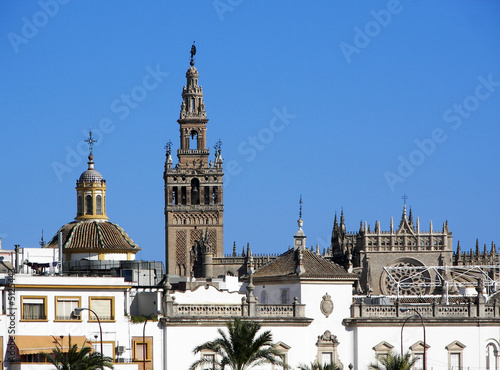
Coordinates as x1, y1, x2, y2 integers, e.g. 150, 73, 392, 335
1, 1, 499, 264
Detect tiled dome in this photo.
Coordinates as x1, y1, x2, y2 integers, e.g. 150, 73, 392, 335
78, 169, 104, 183
44, 220, 141, 252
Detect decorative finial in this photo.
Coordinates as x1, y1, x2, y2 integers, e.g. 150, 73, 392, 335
190, 41, 196, 66
165, 140, 172, 156
214, 139, 222, 154
402, 194, 408, 205
299, 195, 303, 220
84, 130, 97, 157
39, 230, 45, 247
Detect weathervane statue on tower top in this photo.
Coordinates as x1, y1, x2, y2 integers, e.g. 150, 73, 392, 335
190, 41, 196, 66
84, 130, 97, 156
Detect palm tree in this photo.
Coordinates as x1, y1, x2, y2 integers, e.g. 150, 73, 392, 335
298, 361, 341, 370
190, 317, 287, 370
41, 335, 113, 370
368, 351, 417, 370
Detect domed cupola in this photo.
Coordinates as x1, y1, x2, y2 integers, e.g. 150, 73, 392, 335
44, 130, 141, 262
75, 132, 108, 221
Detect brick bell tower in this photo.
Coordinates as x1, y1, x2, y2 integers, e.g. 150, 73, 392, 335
164, 44, 224, 277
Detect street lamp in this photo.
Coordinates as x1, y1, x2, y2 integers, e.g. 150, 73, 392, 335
142, 311, 161, 370
74, 307, 103, 364
400, 307, 426, 370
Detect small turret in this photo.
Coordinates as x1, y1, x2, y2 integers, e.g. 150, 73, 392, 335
75, 131, 108, 222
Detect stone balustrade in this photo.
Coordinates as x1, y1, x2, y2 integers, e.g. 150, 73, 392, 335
350, 299, 499, 319
165, 299, 306, 319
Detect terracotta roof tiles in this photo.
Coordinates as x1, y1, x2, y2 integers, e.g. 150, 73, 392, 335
44, 221, 140, 252
252, 248, 356, 281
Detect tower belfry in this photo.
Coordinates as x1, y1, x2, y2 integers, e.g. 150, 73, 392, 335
164, 46, 224, 277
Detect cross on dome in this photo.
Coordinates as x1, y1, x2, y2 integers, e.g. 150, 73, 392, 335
84, 130, 97, 156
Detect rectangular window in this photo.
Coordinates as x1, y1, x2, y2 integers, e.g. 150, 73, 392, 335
89, 297, 114, 321
135, 343, 148, 361
133, 337, 152, 362
203, 354, 215, 370
281, 289, 289, 304
321, 352, 333, 365
275, 354, 286, 370
96, 195, 102, 215
413, 353, 423, 369
55, 297, 80, 321
22, 296, 46, 320
92, 342, 114, 360
450, 353, 461, 370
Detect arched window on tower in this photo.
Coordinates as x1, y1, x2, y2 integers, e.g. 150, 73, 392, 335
96, 195, 102, 215
77, 195, 83, 216
189, 130, 198, 150
204, 186, 210, 205
212, 186, 218, 205
190, 97, 195, 112
172, 187, 178, 205
191, 179, 200, 205
181, 187, 187, 205
85, 195, 93, 215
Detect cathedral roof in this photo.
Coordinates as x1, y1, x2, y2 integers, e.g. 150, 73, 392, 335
44, 220, 141, 253
252, 248, 357, 281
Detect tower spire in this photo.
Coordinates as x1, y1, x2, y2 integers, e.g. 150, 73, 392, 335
299, 195, 303, 220
164, 48, 224, 277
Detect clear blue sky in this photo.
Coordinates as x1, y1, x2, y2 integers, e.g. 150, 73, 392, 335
1, 1, 499, 264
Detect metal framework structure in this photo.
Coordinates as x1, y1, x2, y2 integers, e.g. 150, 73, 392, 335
383, 265, 500, 297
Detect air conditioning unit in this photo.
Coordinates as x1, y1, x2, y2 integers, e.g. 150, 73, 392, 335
116, 346, 125, 354
116, 358, 125, 363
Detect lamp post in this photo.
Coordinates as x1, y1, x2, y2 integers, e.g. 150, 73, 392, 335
400, 307, 426, 370
142, 312, 160, 370
75, 307, 103, 364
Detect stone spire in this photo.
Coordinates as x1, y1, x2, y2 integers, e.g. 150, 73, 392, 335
294, 196, 306, 251
408, 207, 414, 229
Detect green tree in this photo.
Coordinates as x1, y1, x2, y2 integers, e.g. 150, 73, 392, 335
41, 335, 113, 370
368, 351, 417, 370
190, 317, 287, 370
298, 361, 342, 370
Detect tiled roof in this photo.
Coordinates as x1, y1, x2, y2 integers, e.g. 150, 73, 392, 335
44, 220, 141, 252
252, 248, 357, 281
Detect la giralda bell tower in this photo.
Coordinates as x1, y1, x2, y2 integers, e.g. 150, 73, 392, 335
164, 45, 224, 277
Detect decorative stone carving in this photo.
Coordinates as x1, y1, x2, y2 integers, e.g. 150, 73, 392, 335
316, 331, 341, 369
316, 330, 339, 346
320, 292, 334, 318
